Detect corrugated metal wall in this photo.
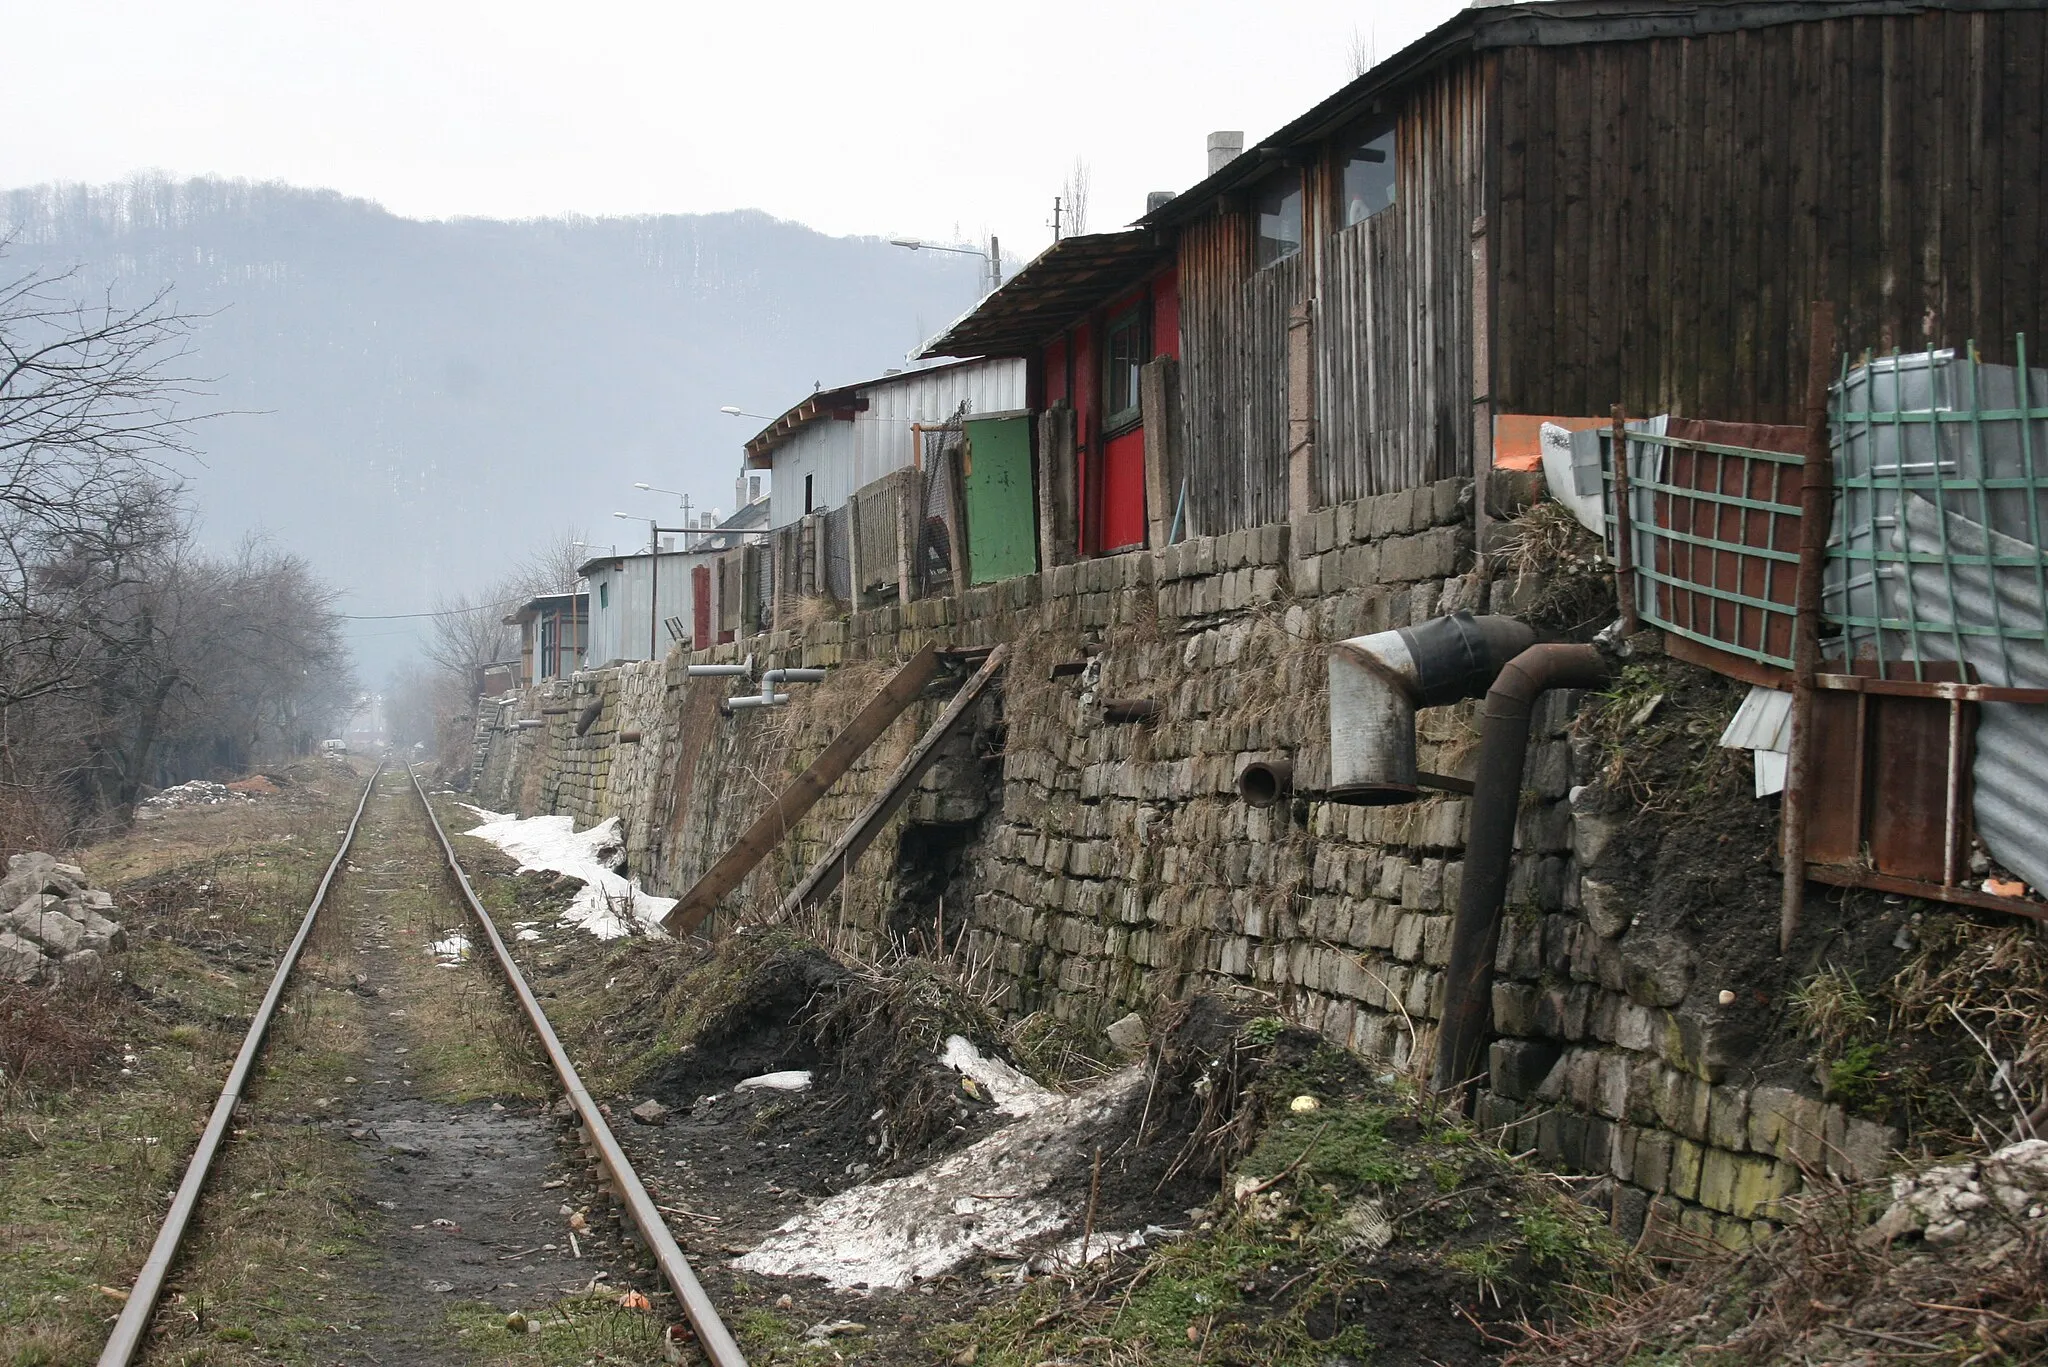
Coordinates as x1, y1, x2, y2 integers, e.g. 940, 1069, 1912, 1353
583, 551, 702, 664
765, 359, 1026, 530
1317, 59, 1487, 503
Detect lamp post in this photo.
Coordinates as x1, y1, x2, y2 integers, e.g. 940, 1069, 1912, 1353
612, 513, 691, 662
719, 406, 772, 420
889, 235, 1003, 296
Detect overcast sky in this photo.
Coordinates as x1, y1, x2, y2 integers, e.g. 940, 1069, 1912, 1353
4, 0, 1466, 256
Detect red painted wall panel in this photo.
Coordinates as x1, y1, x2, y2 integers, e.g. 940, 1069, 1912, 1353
1100, 427, 1147, 552
1152, 267, 1180, 360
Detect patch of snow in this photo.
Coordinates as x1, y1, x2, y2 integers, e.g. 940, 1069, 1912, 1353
430, 933, 471, 964
733, 1066, 1144, 1290
940, 1035, 1055, 1117
457, 808, 675, 939
735, 1071, 813, 1093
1029, 1226, 1165, 1273
516, 928, 542, 942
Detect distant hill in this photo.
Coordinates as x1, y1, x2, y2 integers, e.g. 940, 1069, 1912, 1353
0, 176, 985, 677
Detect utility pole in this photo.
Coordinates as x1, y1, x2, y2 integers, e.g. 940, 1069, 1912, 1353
988, 235, 1001, 293
1050, 196, 1063, 242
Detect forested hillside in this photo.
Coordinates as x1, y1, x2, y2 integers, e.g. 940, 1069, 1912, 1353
0, 176, 984, 672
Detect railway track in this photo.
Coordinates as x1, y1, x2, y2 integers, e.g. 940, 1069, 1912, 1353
96, 761, 746, 1367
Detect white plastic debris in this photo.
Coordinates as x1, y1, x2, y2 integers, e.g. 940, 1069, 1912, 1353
735, 1071, 814, 1093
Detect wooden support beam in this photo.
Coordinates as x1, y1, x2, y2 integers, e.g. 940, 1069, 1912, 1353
775, 645, 1008, 923
1140, 356, 1181, 548
1037, 404, 1077, 572
660, 645, 943, 937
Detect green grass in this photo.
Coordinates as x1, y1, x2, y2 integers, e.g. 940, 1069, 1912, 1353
445, 1294, 666, 1365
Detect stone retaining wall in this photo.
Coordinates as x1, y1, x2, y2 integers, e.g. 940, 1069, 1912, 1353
466, 475, 1895, 1250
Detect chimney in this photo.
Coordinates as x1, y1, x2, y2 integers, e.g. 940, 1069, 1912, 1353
1207, 131, 1244, 176
1145, 190, 1174, 214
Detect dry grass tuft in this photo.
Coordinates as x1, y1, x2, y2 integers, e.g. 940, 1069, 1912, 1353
1509, 1173, 2048, 1365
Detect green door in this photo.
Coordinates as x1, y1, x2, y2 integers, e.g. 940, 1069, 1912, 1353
962, 416, 1038, 585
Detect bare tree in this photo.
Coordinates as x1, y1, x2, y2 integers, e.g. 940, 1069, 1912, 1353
514, 527, 590, 598
1348, 25, 1378, 78
1061, 159, 1092, 238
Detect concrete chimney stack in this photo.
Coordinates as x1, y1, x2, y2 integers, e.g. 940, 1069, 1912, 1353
1207, 131, 1245, 176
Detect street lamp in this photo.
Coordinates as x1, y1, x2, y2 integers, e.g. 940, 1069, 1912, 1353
720, 405, 772, 420
890, 235, 1003, 296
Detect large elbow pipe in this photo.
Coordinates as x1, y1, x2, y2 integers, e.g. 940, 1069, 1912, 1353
1432, 643, 1612, 1099
1328, 613, 1537, 804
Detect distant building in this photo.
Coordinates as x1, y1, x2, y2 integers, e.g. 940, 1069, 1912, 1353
504, 592, 589, 685
578, 492, 770, 664
743, 357, 1026, 530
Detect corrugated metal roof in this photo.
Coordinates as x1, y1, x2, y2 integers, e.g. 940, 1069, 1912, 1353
743, 356, 999, 467
917, 231, 1170, 360
1135, 0, 2037, 234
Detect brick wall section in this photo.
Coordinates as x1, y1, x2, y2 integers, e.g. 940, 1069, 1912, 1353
467, 474, 1897, 1251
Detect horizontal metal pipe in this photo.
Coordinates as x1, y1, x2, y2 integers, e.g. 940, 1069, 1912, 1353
724, 693, 789, 711
1433, 644, 1611, 1098
762, 668, 827, 685
1237, 758, 1293, 807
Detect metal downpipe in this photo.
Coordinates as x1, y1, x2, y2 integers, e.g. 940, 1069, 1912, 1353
1328, 613, 1537, 804
1432, 643, 1612, 1099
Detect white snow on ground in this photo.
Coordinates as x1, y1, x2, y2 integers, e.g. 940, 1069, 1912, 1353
940, 1035, 1055, 1116
456, 806, 675, 938
733, 1066, 1145, 1290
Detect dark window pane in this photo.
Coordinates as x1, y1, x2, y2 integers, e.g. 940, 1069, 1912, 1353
1341, 122, 1397, 227
1255, 173, 1302, 268
1104, 311, 1144, 426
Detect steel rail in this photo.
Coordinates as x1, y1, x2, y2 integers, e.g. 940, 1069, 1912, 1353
99, 759, 387, 1367
403, 765, 748, 1367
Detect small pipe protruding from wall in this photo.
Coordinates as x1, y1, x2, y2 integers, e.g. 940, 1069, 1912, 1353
762, 668, 827, 685
724, 693, 789, 712
618, 729, 643, 744
1327, 613, 1536, 804
1237, 758, 1293, 808
687, 653, 755, 679
1101, 698, 1161, 724
1433, 642, 1613, 1102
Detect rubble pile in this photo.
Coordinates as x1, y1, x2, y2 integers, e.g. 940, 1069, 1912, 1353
0, 853, 126, 984
1865, 1137, 2048, 1245
137, 779, 253, 813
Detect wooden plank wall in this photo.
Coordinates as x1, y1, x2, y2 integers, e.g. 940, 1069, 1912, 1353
1178, 214, 1298, 538
1493, 8, 2048, 424
1318, 61, 1489, 503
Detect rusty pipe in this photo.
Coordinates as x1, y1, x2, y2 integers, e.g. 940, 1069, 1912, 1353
1237, 757, 1293, 807
1433, 643, 1612, 1099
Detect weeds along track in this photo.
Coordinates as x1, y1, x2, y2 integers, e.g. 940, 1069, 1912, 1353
97, 762, 745, 1367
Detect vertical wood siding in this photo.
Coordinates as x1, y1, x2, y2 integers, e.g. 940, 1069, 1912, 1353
1493, 9, 2048, 424
1178, 213, 1299, 538
1318, 60, 1489, 503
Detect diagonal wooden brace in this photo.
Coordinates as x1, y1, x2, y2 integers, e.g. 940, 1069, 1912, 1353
775, 644, 1009, 923
661, 645, 940, 937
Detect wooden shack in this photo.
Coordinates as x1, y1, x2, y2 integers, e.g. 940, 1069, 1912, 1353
926, 0, 2048, 552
